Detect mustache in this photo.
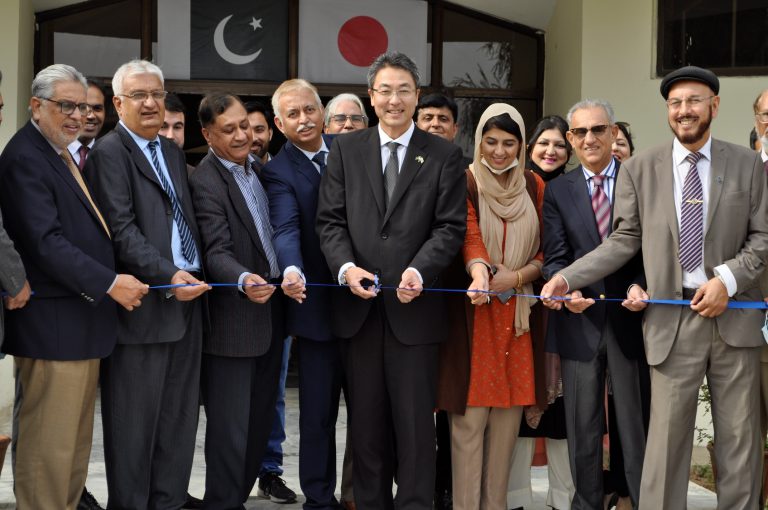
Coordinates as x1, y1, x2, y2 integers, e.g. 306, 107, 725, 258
296, 122, 317, 133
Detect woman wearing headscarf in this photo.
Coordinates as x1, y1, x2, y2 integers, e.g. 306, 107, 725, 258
449, 103, 544, 510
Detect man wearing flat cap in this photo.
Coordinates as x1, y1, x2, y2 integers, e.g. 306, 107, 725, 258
542, 65, 768, 508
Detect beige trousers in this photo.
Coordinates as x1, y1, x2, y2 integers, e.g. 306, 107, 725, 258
450, 406, 523, 510
638, 311, 761, 510
13, 356, 100, 510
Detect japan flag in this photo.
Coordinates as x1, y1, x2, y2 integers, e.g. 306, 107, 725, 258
298, 0, 429, 85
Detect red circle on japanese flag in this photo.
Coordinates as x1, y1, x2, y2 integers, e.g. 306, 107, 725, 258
337, 16, 388, 67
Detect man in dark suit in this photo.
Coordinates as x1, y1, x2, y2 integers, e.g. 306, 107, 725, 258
542, 67, 768, 509
542, 99, 647, 510
261, 79, 346, 510
316, 52, 466, 510
187, 92, 287, 509
86, 59, 209, 509
0, 64, 146, 509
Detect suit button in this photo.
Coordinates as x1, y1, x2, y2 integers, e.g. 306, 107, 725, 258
380, 232, 389, 240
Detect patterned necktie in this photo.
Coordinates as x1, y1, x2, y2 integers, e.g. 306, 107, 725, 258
77, 145, 89, 171
384, 141, 399, 205
679, 152, 704, 272
147, 141, 197, 264
247, 162, 279, 278
60, 150, 110, 238
311, 151, 326, 174
590, 174, 610, 240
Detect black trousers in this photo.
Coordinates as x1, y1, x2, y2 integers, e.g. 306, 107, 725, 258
561, 321, 647, 510
342, 303, 439, 510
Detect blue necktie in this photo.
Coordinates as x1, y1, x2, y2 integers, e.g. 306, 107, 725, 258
312, 152, 327, 174
147, 141, 197, 264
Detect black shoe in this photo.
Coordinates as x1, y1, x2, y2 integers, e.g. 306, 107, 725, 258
257, 472, 297, 504
183, 492, 205, 509
434, 489, 452, 510
77, 487, 104, 510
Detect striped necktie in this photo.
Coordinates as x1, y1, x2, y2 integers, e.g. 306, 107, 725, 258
147, 141, 197, 264
679, 152, 704, 272
590, 174, 610, 240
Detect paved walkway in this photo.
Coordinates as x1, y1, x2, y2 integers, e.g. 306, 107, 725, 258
0, 388, 717, 509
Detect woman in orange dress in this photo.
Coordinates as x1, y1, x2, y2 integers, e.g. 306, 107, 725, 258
449, 103, 544, 510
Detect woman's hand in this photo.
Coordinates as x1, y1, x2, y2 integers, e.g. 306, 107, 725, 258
467, 262, 490, 306
489, 263, 516, 293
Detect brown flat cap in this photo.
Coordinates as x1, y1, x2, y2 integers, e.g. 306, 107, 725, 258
660, 66, 719, 99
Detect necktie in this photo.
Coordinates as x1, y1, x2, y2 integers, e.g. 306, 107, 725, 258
590, 174, 610, 240
60, 150, 110, 238
311, 152, 326, 174
384, 141, 399, 205
77, 144, 89, 171
679, 152, 704, 272
247, 162, 279, 278
147, 141, 197, 264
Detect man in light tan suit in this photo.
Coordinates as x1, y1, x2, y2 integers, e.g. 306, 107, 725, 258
542, 66, 768, 509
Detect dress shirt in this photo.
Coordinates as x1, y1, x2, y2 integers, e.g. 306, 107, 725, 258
671, 137, 735, 295
67, 139, 95, 168
212, 152, 279, 291
296, 141, 329, 174
581, 158, 617, 204
120, 121, 200, 272
761, 149, 767, 163
337, 122, 423, 286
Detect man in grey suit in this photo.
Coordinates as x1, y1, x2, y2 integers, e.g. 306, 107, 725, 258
542, 66, 768, 509
86, 59, 210, 509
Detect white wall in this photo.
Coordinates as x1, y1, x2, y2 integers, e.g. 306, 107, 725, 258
545, 0, 765, 153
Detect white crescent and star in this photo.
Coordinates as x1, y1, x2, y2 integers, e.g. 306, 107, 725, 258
213, 14, 263, 65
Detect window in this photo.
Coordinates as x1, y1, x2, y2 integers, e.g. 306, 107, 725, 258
658, 0, 768, 76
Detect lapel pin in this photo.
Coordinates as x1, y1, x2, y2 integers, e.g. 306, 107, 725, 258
716, 176, 723, 184
415, 156, 424, 165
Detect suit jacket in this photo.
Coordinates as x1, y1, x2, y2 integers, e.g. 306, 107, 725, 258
261, 136, 335, 341
188, 151, 284, 356
87, 124, 205, 345
560, 139, 768, 365
0, 121, 117, 359
316, 126, 466, 345
543, 161, 645, 362
0, 207, 26, 344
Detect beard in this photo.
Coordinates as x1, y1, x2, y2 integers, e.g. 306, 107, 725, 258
669, 105, 713, 145
251, 141, 268, 159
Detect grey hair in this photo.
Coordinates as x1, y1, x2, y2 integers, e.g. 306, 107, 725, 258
31, 64, 87, 99
324, 93, 368, 127
112, 59, 164, 96
366, 52, 420, 89
566, 99, 615, 125
271, 79, 322, 123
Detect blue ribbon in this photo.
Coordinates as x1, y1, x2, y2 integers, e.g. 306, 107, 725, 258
145, 282, 768, 309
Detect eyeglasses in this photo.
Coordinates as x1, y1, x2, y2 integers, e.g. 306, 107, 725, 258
569, 124, 610, 139
665, 96, 714, 109
118, 90, 168, 102
331, 114, 367, 125
42, 98, 89, 115
371, 88, 416, 99
755, 111, 768, 124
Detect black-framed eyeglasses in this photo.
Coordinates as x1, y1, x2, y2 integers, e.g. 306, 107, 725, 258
569, 124, 610, 139
331, 114, 367, 125
42, 98, 89, 115
118, 90, 168, 102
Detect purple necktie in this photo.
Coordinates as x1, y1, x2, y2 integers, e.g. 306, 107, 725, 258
679, 152, 704, 272
77, 145, 89, 171
591, 174, 610, 240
